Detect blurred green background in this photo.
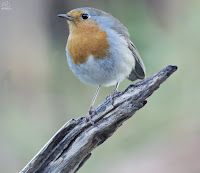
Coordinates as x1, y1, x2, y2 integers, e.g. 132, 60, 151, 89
0, 0, 200, 172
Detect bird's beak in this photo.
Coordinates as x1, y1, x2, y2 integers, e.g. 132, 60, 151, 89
57, 14, 75, 21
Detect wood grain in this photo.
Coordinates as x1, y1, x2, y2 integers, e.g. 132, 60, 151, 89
20, 65, 178, 173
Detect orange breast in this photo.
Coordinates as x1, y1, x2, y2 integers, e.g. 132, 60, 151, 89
67, 19, 110, 64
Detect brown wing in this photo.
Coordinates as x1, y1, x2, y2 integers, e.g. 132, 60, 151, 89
127, 40, 145, 81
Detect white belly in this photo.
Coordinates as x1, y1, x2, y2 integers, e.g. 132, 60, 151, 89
66, 32, 135, 87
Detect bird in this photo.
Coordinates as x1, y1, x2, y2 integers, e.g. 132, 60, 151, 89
58, 7, 145, 122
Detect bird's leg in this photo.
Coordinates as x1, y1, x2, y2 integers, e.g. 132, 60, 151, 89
113, 82, 120, 95
85, 85, 101, 122
106, 82, 120, 105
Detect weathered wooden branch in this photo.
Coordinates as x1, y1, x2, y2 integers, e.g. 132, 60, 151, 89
20, 65, 178, 173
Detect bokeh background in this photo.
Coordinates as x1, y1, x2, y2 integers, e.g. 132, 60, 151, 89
0, 0, 200, 172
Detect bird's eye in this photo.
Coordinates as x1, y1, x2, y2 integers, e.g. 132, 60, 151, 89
82, 13, 89, 20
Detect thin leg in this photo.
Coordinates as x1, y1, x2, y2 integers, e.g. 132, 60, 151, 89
106, 82, 120, 100
86, 85, 101, 122
114, 82, 120, 93
111, 82, 120, 104
90, 85, 101, 111
106, 82, 120, 105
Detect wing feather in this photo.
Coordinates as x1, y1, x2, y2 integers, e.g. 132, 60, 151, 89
127, 40, 145, 81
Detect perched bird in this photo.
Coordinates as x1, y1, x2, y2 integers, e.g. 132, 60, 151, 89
58, 7, 145, 121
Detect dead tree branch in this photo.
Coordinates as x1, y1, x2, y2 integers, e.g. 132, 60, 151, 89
20, 65, 178, 173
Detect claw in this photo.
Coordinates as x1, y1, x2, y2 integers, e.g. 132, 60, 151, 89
106, 90, 118, 105
85, 85, 101, 124
85, 105, 95, 125
106, 82, 120, 105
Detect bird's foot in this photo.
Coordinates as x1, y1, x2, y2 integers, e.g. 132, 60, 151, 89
85, 105, 95, 125
106, 90, 118, 106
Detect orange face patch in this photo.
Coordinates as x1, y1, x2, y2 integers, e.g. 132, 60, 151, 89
67, 10, 110, 64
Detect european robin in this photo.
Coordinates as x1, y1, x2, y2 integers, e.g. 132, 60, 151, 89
58, 7, 145, 122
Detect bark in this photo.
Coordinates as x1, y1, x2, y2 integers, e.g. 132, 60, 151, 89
20, 65, 178, 173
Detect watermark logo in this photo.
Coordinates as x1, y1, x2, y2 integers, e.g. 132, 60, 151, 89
1, 1, 12, 10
